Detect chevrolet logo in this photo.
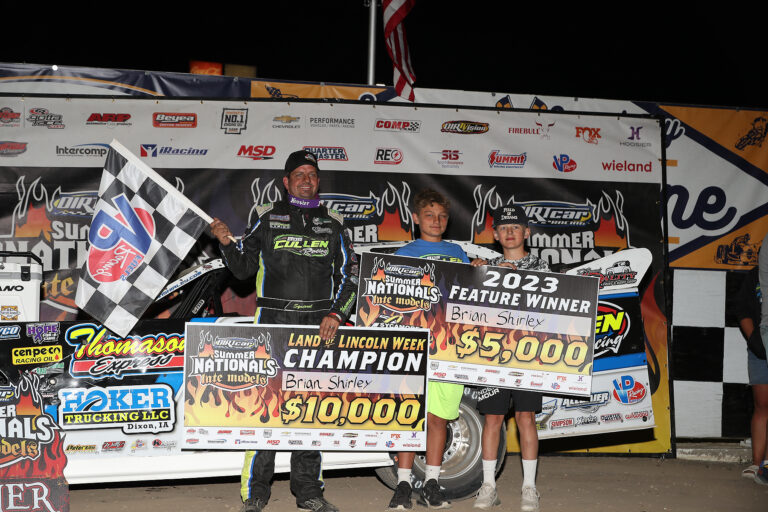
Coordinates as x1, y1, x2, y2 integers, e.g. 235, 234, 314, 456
273, 115, 299, 123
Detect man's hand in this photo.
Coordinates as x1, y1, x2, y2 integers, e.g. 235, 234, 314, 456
210, 218, 234, 246
319, 315, 341, 341
470, 258, 487, 267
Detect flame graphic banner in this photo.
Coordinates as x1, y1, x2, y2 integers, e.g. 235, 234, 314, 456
356, 254, 599, 397
183, 323, 429, 451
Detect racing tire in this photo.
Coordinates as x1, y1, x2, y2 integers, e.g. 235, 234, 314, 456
375, 397, 506, 501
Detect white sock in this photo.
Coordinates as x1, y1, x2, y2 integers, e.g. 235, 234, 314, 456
522, 459, 537, 488
397, 468, 412, 484
425, 464, 441, 482
482, 459, 496, 487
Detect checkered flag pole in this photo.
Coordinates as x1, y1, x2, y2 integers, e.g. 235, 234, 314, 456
75, 139, 212, 337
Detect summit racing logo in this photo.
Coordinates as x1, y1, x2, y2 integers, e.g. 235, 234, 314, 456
302, 146, 348, 161
0, 141, 27, 156
273, 234, 329, 257
594, 301, 630, 357
575, 126, 601, 144
362, 258, 442, 314
66, 323, 185, 379
553, 154, 577, 172
374, 119, 421, 132
488, 150, 526, 168
237, 145, 276, 160
86, 113, 132, 126
87, 193, 154, 283
513, 200, 595, 228
612, 375, 646, 405
0, 107, 21, 127
321, 193, 376, 220
58, 383, 176, 433
26, 108, 64, 129
152, 113, 197, 128
189, 330, 280, 391
560, 391, 610, 413
577, 261, 637, 289
55, 143, 110, 157
441, 121, 489, 134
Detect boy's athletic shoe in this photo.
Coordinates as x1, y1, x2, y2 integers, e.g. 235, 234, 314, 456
297, 496, 340, 512
520, 486, 540, 512
418, 479, 451, 509
755, 464, 768, 485
387, 481, 413, 510
241, 497, 266, 512
472, 482, 500, 509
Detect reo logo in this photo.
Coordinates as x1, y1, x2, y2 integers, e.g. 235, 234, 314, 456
553, 154, 577, 172
374, 148, 403, 165
612, 375, 646, 405
87, 194, 154, 283
237, 145, 276, 160
575, 126, 601, 144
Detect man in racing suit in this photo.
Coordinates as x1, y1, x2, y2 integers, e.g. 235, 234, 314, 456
210, 150, 359, 512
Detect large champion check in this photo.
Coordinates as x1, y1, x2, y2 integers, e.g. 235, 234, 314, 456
183, 323, 429, 450
355, 253, 599, 397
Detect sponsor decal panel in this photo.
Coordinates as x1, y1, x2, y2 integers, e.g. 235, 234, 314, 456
152, 113, 197, 128
0, 141, 27, 156
0, 107, 22, 127
374, 119, 420, 132
26, 108, 64, 129
374, 148, 403, 165
86, 113, 132, 126
302, 146, 348, 161
441, 121, 488, 134
221, 108, 248, 134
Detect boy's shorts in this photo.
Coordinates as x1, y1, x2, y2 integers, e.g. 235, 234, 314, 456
427, 381, 464, 420
476, 386, 542, 414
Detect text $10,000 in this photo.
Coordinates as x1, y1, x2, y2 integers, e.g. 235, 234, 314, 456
281, 395, 421, 427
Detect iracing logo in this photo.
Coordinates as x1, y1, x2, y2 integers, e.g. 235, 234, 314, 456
87, 194, 154, 283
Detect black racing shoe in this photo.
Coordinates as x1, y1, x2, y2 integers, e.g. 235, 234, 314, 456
241, 497, 266, 512
417, 479, 451, 509
387, 481, 413, 510
297, 496, 340, 512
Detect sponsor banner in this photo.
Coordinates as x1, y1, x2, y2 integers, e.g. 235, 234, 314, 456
355, 253, 599, 396
183, 324, 428, 450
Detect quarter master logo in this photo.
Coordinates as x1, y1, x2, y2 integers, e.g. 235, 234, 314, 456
302, 146, 348, 161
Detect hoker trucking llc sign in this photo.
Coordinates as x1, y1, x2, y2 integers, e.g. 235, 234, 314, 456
356, 254, 599, 397
183, 324, 429, 451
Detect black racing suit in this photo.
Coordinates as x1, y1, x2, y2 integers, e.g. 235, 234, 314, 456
220, 198, 358, 505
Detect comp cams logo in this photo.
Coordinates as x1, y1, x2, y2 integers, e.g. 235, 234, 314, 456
86, 113, 132, 126
575, 126, 601, 144
441, 121, 489, 134
374, 148, 403, 165
0, 141, 27, 156
553, 154, 577, 172
488, 150, 526, 168
221, 108, 248, 134
303, 146, 348, 161
374, 119, 421, 132
237, 145, 276, 160
55, 143, 110, 157
152, 113, 197, 128
26, 108, 64, 129
140, 144, 208, 157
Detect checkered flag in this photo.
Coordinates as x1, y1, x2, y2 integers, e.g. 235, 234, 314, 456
75, 140, 212, 337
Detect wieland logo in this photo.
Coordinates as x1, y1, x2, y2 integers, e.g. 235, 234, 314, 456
553, 154, 577, 172
488, 150, 526, 168
87, 194, 154, 283
602, 160, 652, 172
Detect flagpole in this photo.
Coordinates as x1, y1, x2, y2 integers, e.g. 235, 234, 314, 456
366, 0, 377, 85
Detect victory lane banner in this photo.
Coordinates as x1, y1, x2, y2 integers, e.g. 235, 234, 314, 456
183, 323, 429, 451
356, 253, 599, 397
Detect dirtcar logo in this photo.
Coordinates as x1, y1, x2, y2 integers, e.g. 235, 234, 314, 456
441, 121, 489, 134
488, 150, 526, 168
302, 146, 348, 161
374, 119, 421, 132
152, 113, 197, 128
553, 154, 577, 172
612, 375, 646, 405
374, 148, 403, 165
0, 107, 21, 127
26, 107, 64, 128
321, 194, 376, 220
575, 126, 601, 144
0, 325, 20, 340
0, 141, 27, 156
11, 345, 63, 365
514, 200, 595, 227
237, 145, 276, 160
56, 143, 110, 157
51, 191, 99, 218
221, 108, 248, 134
86, 113, 132, 126
594, 302, 630, 357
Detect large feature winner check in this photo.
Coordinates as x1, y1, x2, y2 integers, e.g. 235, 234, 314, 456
356, 253, 599, 397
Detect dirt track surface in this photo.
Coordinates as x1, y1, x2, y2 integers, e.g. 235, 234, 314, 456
71, 455, 767, 512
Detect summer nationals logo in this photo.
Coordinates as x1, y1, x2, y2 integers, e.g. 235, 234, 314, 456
65, 323, 185, 379
189, 330, 279, 391
441, 121, 489, 134
362, 258, 442, 314
594, 301, 630, 357
86, 193, 155, 283
152, 113, 197, 128
612, 375, 646, 405
59, 384, 175, 434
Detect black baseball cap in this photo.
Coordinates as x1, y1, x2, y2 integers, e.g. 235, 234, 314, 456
284, 150, 319, 174
492, 205, 528, 228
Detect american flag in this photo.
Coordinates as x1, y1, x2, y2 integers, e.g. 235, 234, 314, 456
383, 0, 416, 102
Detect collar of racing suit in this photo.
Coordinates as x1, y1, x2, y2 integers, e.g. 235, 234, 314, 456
287, 194, 321, 209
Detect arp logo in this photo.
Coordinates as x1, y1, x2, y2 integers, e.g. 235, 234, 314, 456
87, 113, 131, 125
237, 145, 276, 160
575, 126, 601, 144
87, 194, 154, 283
612, 375, 646, 405
140, 144, 157, 157
553, 154, 577, 172
374, 147, 403, 165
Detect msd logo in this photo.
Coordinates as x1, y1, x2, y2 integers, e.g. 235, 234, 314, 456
237, 145, 276, 161
374, 147, 403, 165
87, 194, 154, 283
553, 154, 577, 172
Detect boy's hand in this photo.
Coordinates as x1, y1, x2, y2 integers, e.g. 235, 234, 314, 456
470, 258, 487, 267
497, 261, 517, 269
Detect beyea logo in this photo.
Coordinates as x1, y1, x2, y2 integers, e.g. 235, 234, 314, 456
140, 144, 208, 157
55, 143, 110, 157
0, 324, 21, 340
26, 107, 64, 129
273, 234, 329, 257
11, 345, 63, 365
612, 375, 646, 405
86, 113, 132, 126
189, 330, 280, 391
309, 117, 355, 129
221, 108, 248, 134
441, 121, 489, 134
560, 391, 610, 412
374, 119, 420, 132
488, 150, 526, 168
0, 107, 21, 127
431, 149, 464, 168
237, 145, 276, 160
272, 115, 300, 128
735, 116, 768, 151
553, 154, 577, 172
362, 258, 442, 314
86, 193, 155, 283
58, 383, 176, 433
0, 141, 27, 156
374, 147, 403, 165
302, 146, 348, 161
26, 322, 59, 344
575, 126, 601, 144
152, 112, 197, 128
66, 323, 185, 379
601, 160, 652, 172
594, 302, 630, 357
577, 261, 637, 289
621, 126, 651, 148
